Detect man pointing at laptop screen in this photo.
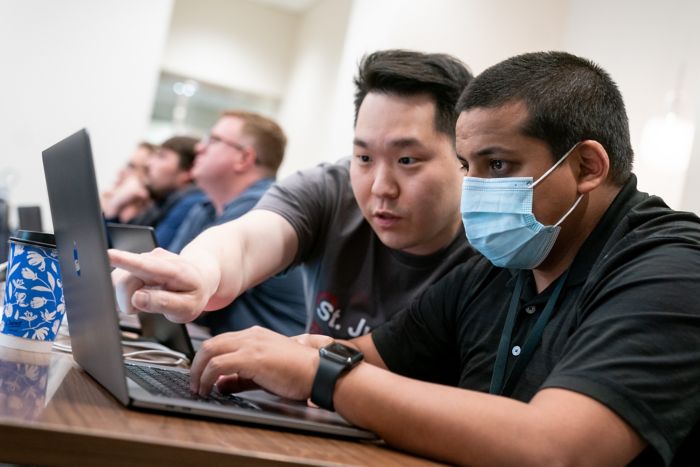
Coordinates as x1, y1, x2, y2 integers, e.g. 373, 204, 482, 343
117, 51, 700, 465
109, 49, 476, 339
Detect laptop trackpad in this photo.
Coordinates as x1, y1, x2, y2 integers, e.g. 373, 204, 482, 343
237, 389, 353, 424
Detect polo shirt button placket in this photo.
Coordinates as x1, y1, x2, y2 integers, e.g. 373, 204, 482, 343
525, 305, 536, 314
511, 345, 521, 356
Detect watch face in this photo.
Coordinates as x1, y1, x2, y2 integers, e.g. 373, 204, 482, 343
321, 342, 363, 365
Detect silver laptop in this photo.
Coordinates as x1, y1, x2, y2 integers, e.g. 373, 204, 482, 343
106, 222, 196, 360
42, 129, 374, 439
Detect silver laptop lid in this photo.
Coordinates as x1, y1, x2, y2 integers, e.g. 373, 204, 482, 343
42, 128, 129, 405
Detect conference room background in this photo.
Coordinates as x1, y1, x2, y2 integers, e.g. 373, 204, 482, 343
1, 0, 698, 230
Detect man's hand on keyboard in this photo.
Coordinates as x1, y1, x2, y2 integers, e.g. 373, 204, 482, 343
190, 326, 319, 401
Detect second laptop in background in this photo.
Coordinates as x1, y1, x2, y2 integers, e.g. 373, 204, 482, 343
106, 222, 197, 359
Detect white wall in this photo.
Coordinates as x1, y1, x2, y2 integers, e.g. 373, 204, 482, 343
276, 0, 353, 176
293, 0, 699, 213
161, 0, 300, 98
2, 0, 699, 233
174, 0, 569, 174
322, 0, 569, 174
562, 0, 700, 210
0, 0, 173, 230
681, 88, 700, 213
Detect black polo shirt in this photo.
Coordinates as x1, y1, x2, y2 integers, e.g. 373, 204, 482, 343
373, 175, 700, 466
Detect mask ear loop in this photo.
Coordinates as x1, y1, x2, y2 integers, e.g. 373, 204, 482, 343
530, 142, 584, 227
554, 194, 584, 227
531, 142, 581, 188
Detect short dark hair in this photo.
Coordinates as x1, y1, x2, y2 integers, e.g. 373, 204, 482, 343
221, 110, 286, 175
137, 141, 156, 153
456, 51, 633, 185
354, 49, 473, 140
160, 136, 199, 171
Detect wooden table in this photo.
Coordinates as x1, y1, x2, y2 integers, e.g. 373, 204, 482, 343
0, 345, 441, 466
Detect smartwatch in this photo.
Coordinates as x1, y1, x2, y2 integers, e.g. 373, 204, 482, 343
310, 342, 364, 411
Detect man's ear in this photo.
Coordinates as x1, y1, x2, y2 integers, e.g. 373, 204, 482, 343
234, 147, 257, 171
573, 140, 610, 194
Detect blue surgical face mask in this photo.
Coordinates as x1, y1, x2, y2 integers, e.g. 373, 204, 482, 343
460, 144, 583, 269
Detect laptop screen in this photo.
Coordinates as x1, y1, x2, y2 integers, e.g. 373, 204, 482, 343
106, 223, 157, 254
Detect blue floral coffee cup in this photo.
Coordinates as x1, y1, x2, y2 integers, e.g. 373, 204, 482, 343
0, 231, 65, 352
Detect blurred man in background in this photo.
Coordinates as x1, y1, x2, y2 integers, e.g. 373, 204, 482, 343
128, 136, 205, 247
101, 141, 154, 223
110, 49, 476, 339
166, 111, 307, 336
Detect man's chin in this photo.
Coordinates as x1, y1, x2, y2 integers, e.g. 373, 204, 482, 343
376, 230, 449, 256
374, 231, 412, 252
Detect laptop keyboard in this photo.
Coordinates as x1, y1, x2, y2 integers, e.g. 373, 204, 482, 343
125, 363, 260, 410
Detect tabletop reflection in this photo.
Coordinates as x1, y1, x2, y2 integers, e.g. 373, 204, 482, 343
0, 345, 72, 420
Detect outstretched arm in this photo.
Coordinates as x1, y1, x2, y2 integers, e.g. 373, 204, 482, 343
109, 209, 298, 322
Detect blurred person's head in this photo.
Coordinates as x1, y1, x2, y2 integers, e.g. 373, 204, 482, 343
350, 49, 473, 255
192, 111, 286, 208
146, 136, 198, 200
116, 142, 155, 185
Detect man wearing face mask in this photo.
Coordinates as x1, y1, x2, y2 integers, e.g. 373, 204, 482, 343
460, 141, 583, 270
183, 52, 700, 466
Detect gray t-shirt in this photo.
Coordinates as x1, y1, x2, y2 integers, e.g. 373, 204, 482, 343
254, 159, 475, 339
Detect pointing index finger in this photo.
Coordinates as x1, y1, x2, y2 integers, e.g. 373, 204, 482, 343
108, 248, 194, 290
108, 248, 150, 273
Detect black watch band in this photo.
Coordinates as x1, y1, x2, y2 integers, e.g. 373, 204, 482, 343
311, 356, 346, 411
310, 343, 363, 411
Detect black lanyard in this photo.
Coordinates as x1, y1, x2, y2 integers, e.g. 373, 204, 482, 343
489, 270, 569, 396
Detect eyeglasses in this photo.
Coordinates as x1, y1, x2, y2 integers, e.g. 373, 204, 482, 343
200, 134, 246, 152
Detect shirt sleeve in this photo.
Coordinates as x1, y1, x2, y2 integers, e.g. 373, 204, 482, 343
542, 239, 700, 466
253, 161, 349, 264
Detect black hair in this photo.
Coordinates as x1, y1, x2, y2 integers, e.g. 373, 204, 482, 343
354, 49, 473, 139
160, 136, 199, 171
456, 51, 633, 185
